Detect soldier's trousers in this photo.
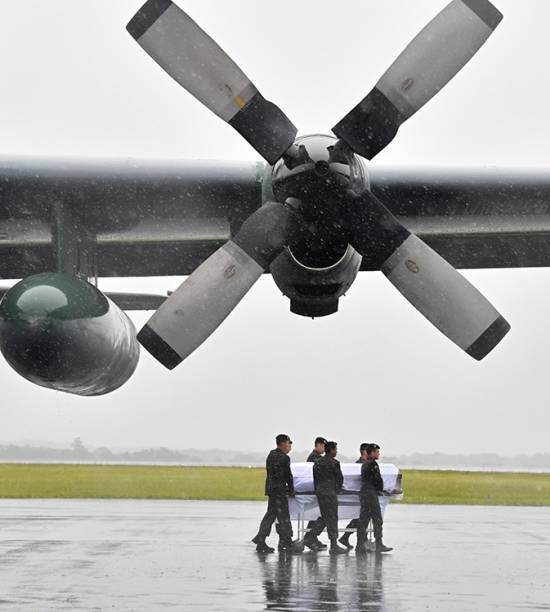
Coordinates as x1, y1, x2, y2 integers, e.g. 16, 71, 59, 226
312, 493, 339, 542
306, 517, 324, 538
357, 490, 383, 544
343, 518, 359, 535
256, 493, 293, 545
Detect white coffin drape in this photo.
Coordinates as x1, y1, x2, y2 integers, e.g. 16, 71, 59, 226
288, 462, 403, 520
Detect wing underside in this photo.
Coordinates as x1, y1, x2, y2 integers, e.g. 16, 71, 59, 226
0, 157, 262, 279
368, 166, 550, 270
1, 157, 549, 282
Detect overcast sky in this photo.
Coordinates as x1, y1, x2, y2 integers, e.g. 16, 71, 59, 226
0, 0, 549, 456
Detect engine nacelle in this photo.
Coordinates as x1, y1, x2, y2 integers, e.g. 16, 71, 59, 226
270, 245, 362, 317
0, 273, 139, 396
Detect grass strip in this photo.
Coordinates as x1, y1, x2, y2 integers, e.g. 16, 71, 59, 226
0, 464, 548, 505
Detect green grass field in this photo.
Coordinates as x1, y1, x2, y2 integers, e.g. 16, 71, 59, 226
0, 464, 549, 505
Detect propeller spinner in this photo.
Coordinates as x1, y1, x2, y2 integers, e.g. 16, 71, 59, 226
127, 0, 509, 369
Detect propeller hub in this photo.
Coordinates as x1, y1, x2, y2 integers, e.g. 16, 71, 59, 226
268, 134, 369, 268
314, 160, 330, 176
271, 134, 368, 204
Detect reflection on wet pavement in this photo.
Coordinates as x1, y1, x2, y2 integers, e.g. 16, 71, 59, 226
0, 500, 549, 610
259, 552, 388, 611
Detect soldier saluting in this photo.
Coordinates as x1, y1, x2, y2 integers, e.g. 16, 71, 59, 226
356, 443, 393, 554
307, 441, 348, 555
252, 434, 301, 554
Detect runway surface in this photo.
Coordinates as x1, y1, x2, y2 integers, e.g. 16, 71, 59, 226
0, 499, 549, 611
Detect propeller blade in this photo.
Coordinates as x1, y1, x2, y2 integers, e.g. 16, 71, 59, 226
138, 240, 264, 369
382, 234, 510, 360
333, 0, 503, 159
127, 0, 297, 165
347, 191, 510, 360
138, 202, 299, 369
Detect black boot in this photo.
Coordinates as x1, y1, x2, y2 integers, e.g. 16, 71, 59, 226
338, 532, 353, 550
291, 539, 305, 554
256, 541, 275, 553
329, 540, 349, 555
279, 540, 302, 555
314, 537, 328, 550
303, 533, 321, 551
278, 539, 292, 553
375, 543, 393, 553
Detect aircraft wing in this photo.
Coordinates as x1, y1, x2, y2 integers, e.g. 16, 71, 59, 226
0, 157, 263, 279
368, 166, 550, 271
1, 156, 549, 280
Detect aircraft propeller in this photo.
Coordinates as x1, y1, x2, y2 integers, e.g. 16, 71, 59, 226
127, 0, 509, 369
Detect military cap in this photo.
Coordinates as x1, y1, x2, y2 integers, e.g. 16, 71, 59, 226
276, 433, 292, 445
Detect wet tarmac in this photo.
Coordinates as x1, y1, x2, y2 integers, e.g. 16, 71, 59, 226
0, 499, 549, 611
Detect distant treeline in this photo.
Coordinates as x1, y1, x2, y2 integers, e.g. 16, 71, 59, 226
1, 439, 550, 468
0, 438, 270, 464
386, 452, 550, 469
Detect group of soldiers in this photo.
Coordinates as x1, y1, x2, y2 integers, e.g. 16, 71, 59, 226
251, 434, 393, 555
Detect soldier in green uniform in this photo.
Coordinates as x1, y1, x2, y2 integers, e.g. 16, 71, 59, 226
356, 443, 393, 554
306, 437, 327, 463
339, 442, 370, 549
252, 434, 301, 554
308, 441, 348, 555
304, 437, 328, 551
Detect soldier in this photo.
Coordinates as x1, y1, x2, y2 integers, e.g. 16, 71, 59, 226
307, 436, 327, 463
252, 434, 301, 554
339, 442, 370, 549
356, 443, 393, 554
308, 441, 348, 555
304, 436, 328, 551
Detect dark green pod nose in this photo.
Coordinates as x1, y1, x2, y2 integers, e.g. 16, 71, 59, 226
0, 273, 139, 396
